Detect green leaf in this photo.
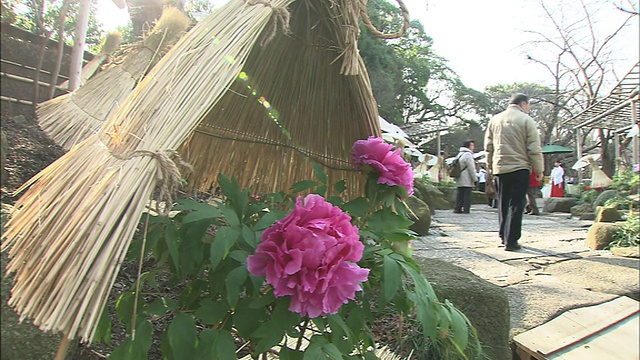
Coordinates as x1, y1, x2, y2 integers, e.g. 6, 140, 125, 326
218, 174, 249, 222
228, 249, 248, 262
178, 229, 205, 276
108, 318, 152, 360
195, 329, 236, 360
174, 198, 221, 224
303, 336, 344, 360
233, 299, 269, 337
368, 208, 413, 235
115, 291, 138, 330
210, 226, 240, 270
326, 196, 343, 206
144, 297, 178, 316
313, 185, 327, 197
253, 320, 286, 354
448, 301, 470, 351
94, 304, 112, 346
218, 203, 240, 227
249, 291, 275, 309
382, 254, 402, 305
333, 180, 347, 194
134, 319, 153, 355
167, 313, 197, 360
194, 299, 229, 325
165, 223, 181, 273
341, 197, 368, 218
280, 348, 305, 360
254, 210, 283, 230
291, 180, 320, 193
241, 224, 257, 249
226, 265, 248, 308
313, 162, 328, 184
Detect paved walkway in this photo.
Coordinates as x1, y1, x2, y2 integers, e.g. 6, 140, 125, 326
413, 204, 640, 337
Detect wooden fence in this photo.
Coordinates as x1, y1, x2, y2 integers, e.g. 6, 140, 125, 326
0, 22, 94, 106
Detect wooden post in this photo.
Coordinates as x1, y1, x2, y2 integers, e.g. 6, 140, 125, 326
576, 128, 583, 183
631, 99, 639, 167
54, 334, 72, 360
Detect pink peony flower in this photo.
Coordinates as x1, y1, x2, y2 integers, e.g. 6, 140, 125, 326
351, 136, 414, 196
247, 194, 369, 318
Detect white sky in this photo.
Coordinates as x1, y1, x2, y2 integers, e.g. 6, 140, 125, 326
96, 0, 639, 91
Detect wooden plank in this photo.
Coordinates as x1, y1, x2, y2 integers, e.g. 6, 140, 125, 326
549, 313, 639, 360
513, 297, 639, 357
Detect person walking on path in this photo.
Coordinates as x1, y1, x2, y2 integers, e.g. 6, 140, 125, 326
485, 93, 543, 251
453, 140, 478, 214
550, 160, 565, 197
525, 168, 541, 215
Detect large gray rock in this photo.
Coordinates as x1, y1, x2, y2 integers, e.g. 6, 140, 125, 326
610, 246, 640, 258
543, 197, 578, 213
585, 222, 621, 250
415, 257, 511, 360
593, 189, 618, 210
472, 190, 490, 204
571, 203, 593, 216
407, 196, 431, 236
414, 181, 452, 211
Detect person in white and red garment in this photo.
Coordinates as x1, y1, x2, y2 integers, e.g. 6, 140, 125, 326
485, 93, 543, 251
550, 160, 565, 197
453, 140, 478, 214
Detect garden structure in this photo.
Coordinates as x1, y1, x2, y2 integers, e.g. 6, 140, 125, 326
564, 61, 640, 179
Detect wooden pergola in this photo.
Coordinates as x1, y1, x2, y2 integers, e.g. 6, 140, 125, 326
401, 122, 449, 156
563, 62, 640, 172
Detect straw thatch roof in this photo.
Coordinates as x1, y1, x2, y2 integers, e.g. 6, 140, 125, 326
180, 0, 381, 196
4, 0, 397, 343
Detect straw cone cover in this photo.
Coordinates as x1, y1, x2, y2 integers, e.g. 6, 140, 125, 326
3, 0, 295, 341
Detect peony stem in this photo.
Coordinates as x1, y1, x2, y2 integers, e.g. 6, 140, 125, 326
296, 318, 310, 351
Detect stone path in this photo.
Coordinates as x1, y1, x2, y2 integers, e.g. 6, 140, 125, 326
413, 204, 640, 337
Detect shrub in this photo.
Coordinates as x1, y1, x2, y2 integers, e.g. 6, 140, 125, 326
94, 139, 484, 359
606, 215, 640, 249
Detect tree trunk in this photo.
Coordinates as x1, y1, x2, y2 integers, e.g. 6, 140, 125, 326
48, 0, 71, 99
32, 0, 49, 107
68, 0, 91, 92
598, 128, 615, 177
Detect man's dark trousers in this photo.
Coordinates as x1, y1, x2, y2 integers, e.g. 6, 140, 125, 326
496, 169, 529, 246
455, 187, 472, 213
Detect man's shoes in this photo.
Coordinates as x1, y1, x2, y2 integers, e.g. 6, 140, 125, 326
504, 244, 522, 251
528, 212, 539, 216
453, 210, 463, 214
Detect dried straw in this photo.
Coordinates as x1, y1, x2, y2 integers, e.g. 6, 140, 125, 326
36, 7, 190, 150
180, 0, 381, 197
56, 32, 122, 91
3, 0, 294, 342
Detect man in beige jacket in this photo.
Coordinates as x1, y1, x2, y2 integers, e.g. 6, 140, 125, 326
485, 93, 543, 251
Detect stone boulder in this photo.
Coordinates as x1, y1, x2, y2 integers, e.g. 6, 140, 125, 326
571, 203, 593, 216
407, 196, 431, 236
472, 190, 489, 204
415, 257, 511, 360
414, 181, 452, 211
593, 189, 618, 210
438, 186, 457, 203
543, 197, 578, 213
585, 222, 621, 250
610, 246, 640, 258
594, 206, 622, 222
579, 213, 596, 221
